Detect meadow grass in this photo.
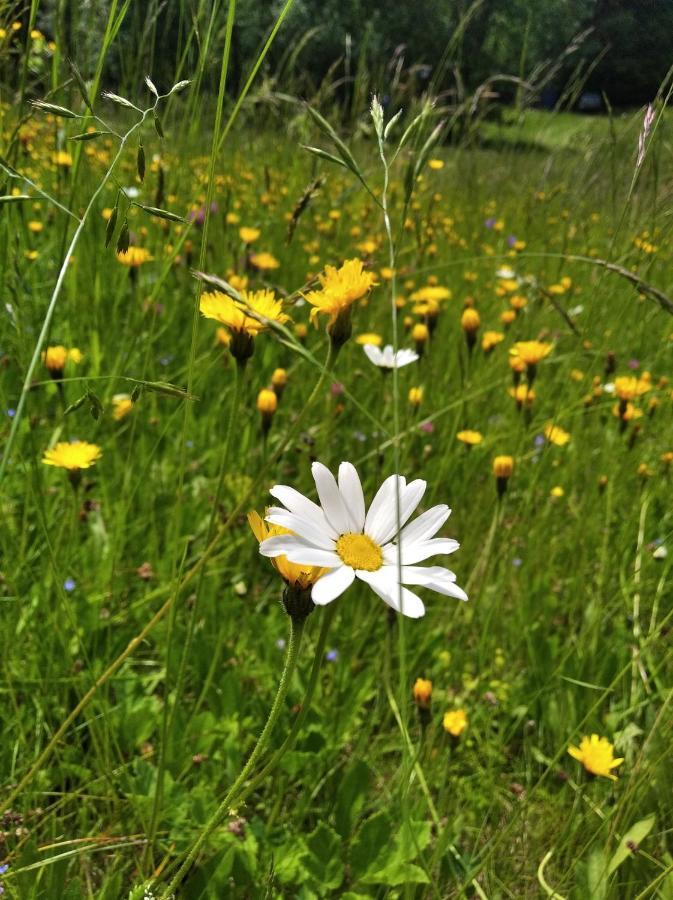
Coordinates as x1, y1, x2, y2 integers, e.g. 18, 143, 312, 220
1, 20, 673, 900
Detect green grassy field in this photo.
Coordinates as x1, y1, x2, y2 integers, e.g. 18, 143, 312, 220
1, 36, 673, 900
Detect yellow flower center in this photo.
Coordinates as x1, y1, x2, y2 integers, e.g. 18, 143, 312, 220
336, 532, 383, 571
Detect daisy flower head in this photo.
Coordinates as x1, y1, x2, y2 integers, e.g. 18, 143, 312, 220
305, 259, 377, 349
259, 462, 467, 619
363, 344, 419, 370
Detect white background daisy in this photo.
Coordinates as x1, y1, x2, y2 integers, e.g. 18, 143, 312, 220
259, 461, 467, 618
362, 344, 419, 369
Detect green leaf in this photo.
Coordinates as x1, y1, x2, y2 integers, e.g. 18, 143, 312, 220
607, 814, 655, 876
350, 811, 390, 878
304, 822, 344, 890
361, 862, 430, 887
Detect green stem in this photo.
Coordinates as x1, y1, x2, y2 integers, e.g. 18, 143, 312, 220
158, 614, 306, 899
144, 361, 244, 869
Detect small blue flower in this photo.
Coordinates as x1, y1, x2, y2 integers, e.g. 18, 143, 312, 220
512, 558, 523, 568
326, 649, 338, 662
63, 578, 76, 592
5, 409, 15, 418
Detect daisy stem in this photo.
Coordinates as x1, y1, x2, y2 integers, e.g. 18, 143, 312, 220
158, 614, 307, 899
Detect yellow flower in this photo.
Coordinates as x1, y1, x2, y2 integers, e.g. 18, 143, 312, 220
249, 251, 280, 270
42, 345, 82, 373
457, 430, 483, 446
508, 384, 535, 408
42, 441, 102, 471
305, 259, 377, 325
239, 226, 260, 244
550, 485, 564, 498
112, 394, 134, 421
500, 309, 517, 325
53, 150, 72, 167
410, 285, 451, 303
568, 734, 624, 780
413, 677, 433, 708
408, 386, 423, 407
482, 331, 504, 352
117, 247, 152, 267
612, 401, 642, 422
28, 221, 43, 233
355, 332, 383, 347
461, 308, 481, 334
544, 423, 570, 446
271, 368, 288, 394
443, 709, 468, 737
511, 341, 552, 367
427, 159, 444, 170
248, 511, 328, 590
200, 289, 288, 337
493, 455, 514, 481
257, 388, 277, 415
201, 289, 289, 362
614, 376, 651, 401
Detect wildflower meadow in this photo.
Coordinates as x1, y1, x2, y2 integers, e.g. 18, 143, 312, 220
1, 2, 672, 897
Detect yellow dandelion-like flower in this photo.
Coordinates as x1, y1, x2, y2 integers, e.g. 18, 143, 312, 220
249, 251, 280, 271
42, 441, 102, 471
614, 376, 651, 401
112, 394, 134, 422
544, 423, 570, 446
456, 430, 483, 446
239, 226, 260, 244
248, 511, 328, 590
410, 285, 451, 303
117, 247, 152, 267
482, 331, 504, 352
511, 340, 552, 367
355, 332, 383, 347
305, 258, 377, 325
200, 289, 288, 336
443, 709, 468, 737
413, 677, 433, 708
428, 159, 444, 170
568, 734, 624, 780
42, 345, 83, 373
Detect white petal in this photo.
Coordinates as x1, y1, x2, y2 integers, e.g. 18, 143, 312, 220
400, 565, 468, 601
312, 462, 351, 534
357, 569, 425, 618
376, 478, 427, 545
269, 484, 338, 538
364, 474, 403, 543
398, 504, 451, 546
284, 546, 342, 567
338, 462, 366, 531
396, 348, 419, 368
311, 565, 355, 605
384, 537, 460, 565
265, 509, 335, 549
363, 344, 382, 366
260, 535, 340, 567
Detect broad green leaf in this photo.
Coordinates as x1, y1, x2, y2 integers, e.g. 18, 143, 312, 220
607, 814, 655, 876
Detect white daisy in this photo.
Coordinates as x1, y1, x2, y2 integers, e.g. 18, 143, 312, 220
259, 461, 467, 619
362, 344, 419, 370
